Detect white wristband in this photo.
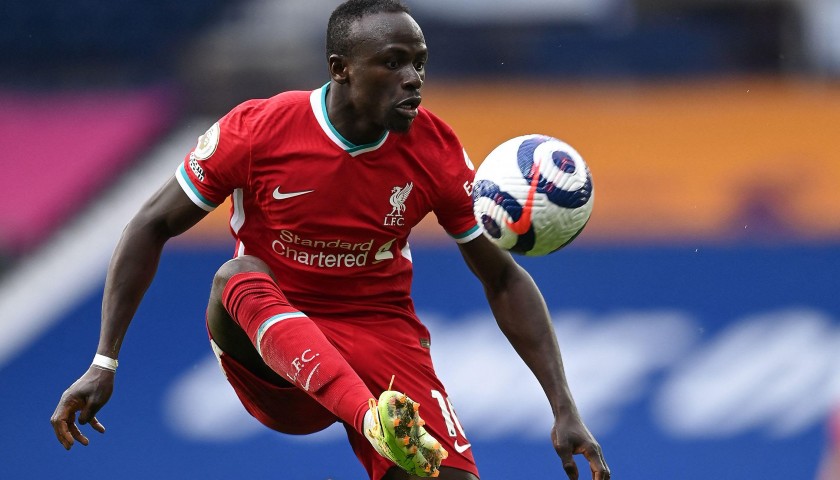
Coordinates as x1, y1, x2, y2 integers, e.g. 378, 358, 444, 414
92, 354, 118, 372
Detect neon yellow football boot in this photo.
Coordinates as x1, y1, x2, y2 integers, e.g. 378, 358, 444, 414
365, 389, 448, 477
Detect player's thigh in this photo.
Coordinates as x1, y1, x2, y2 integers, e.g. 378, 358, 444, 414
205, 255, 286, 383
380, 466, 479, 480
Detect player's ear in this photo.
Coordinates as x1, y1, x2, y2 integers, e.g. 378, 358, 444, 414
328, 54, 350, 84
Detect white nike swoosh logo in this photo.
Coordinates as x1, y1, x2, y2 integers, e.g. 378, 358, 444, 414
273, 187, 315, 200
453, 440, 471, 453
302, 363, 321, 391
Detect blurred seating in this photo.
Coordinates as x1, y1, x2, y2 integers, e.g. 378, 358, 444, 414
0, 0, 237, 88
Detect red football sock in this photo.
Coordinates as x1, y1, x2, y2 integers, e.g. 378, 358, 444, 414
222, 271, 371, 433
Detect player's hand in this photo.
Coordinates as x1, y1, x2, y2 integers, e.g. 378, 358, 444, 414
551, 410, 610, 480
50, 367, 114, 450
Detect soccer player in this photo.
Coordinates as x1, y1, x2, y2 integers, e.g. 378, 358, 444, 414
50, 1, 610, 479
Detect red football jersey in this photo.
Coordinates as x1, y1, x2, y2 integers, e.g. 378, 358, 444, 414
177, 84, 481, 325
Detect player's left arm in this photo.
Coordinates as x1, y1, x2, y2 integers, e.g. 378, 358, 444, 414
458, 235, 610, 480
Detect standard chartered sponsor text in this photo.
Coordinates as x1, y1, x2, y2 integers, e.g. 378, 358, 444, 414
271, 229, 375, 268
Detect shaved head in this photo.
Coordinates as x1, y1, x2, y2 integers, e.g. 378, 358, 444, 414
326, 0, 411, 57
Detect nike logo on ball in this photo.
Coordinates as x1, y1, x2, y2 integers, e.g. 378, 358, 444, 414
505, 159, 540, 235
454, 440, 472, 453
273, 187, 315, 200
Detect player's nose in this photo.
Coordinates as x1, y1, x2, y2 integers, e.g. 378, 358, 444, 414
402, 66, 423, 90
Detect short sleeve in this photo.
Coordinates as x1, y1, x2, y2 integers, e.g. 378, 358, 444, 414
176, 104, 252, 211
434, 146, 483, 244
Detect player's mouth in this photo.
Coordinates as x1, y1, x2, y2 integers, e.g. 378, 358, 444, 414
395, 96, 421, 118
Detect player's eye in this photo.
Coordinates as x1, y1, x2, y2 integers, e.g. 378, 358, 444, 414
414, 61, 425, 71
386, 60, 400, 69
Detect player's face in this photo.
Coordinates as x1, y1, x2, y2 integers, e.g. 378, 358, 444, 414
345, 12, 427, 134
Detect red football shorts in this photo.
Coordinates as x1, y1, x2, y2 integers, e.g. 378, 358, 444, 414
207, 314, 479, 479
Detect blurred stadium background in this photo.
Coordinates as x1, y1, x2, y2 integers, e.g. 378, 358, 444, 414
2, 0, 840, 478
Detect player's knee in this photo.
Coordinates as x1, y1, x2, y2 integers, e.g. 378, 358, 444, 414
211, 255, 274, 296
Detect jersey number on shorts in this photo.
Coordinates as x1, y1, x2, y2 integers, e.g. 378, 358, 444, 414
430, 390, 466, 438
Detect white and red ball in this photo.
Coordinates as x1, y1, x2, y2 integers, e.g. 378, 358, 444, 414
472, 134, 594, 256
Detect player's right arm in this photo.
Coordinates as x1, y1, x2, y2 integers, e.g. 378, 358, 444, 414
51, 105, 252, 450
50, 177, 208, 450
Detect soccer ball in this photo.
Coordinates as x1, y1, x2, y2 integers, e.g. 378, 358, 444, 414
472, 134, 594, 256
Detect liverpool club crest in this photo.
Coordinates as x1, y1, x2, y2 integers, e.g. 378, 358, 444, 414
384, 182, 413, 226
